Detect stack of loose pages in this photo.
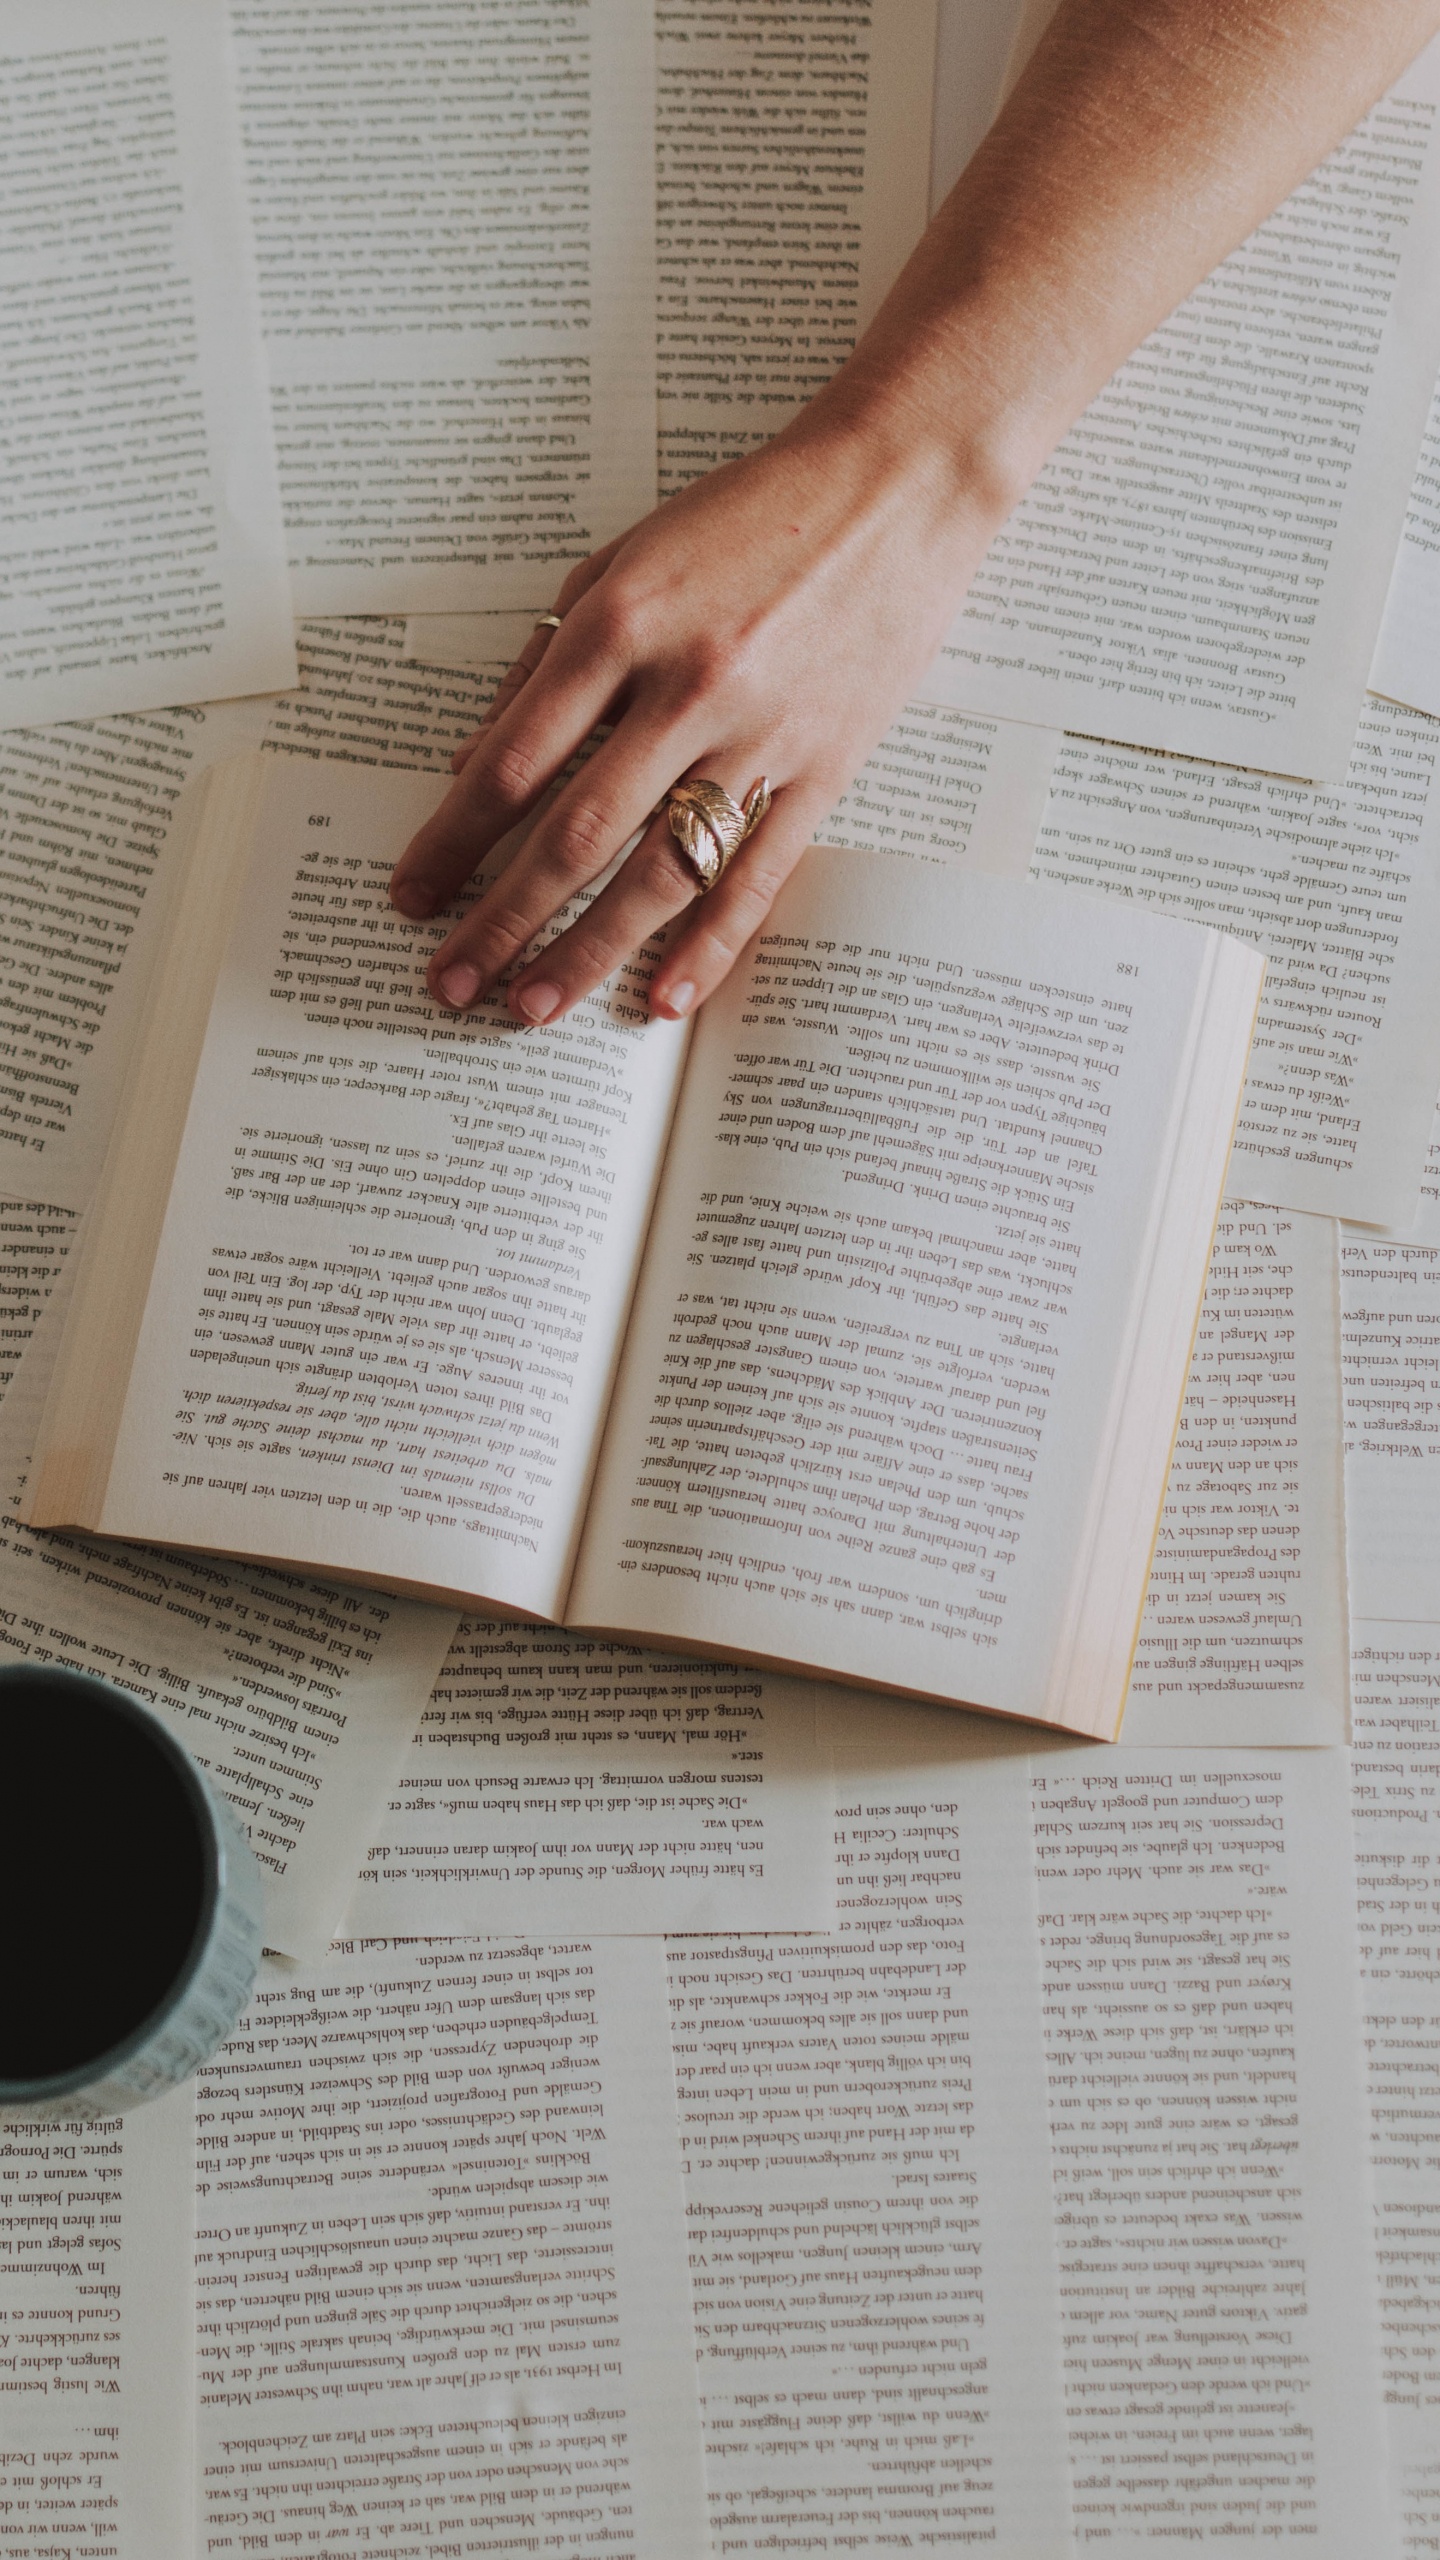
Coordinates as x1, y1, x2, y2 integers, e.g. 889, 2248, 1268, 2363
3, 1, 1440, 2554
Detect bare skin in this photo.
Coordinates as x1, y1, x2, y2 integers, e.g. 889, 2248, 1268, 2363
388, 0, 1440, 1027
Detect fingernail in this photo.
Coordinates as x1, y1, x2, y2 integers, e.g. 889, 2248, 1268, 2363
656, 981, 696, 1019
437, 962, 481, 1008
515, 981, 562, 1024
393, 881, 436, 919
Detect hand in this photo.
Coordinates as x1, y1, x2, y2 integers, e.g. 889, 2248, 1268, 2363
387, 0, 1440, 1029
387, 404, 1002, 1025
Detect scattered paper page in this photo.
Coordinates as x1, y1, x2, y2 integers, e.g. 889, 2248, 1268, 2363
1410, 1112, 1440, 1234
1029, 1742, 1393, 2556
194, 1938, 708, 2559
920, 43, 1440, 783
655, 0, 937, 497
998, 0, 1062, 96
1125, 1207, 1346, 1747
346, 1624, 833, 1937
1029, 704, 1440, 1225
671, 1709, 1073, 2555
1343, 1224, 1440, 1620
231, 0, 658, 613
932, 0, 1031, 200
0, 0, 295, 729
0, 2087, 195, 2560
1350, 1623, 1440, 2550
0, 696, 281, 1214
405, 0, 939, 628
1, 1272, 456, 1962
405, 610, 547, 673
1371, 371, 1440, 720
267, 618, 505, 768
821, 702, 1058, 873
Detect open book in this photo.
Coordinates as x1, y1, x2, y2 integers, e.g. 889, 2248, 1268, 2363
24, 757, 1263, 1739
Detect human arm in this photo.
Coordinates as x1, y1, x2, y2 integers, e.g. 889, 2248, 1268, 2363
389, 0, 1440, 1026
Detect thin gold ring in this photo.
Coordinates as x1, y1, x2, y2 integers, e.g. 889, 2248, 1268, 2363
665, 777, 772, 893
533, 612, 563, 632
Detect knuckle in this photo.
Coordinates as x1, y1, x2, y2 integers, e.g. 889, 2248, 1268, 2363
558, 922, 622, 983
580, 586, 640, 666
476, 734, 547, 807
691, 913, 751, 969
484, 898, 541, 954
446, 900, 534, 973
732, 850, 793, 909
699, 876, 780, 955
549, 800, 616, 878
677, 629, 737, 697
634, 836, 700, 906
556, 553, 603, 611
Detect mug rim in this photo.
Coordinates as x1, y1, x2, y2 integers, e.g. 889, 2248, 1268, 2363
0, 1661, 223, 2103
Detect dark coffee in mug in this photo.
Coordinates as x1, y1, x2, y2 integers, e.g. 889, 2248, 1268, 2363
3, 1670, 209, 2078
0, 1665, 265, 2117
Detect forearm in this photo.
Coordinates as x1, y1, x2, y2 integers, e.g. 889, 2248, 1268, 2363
391, 0, 1440, 1028
804, 0, 1440, 527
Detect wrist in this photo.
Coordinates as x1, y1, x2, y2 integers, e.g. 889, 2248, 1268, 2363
785, 323, 1036, 574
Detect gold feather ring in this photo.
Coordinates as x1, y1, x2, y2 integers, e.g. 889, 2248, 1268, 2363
664, 777, 772, 893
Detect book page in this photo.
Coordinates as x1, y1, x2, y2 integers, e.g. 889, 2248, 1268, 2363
1343, 1226, 1440, 1620
1028, 1743, 1392, 2556
0, 1203, 77, 1402
231, 0, 657, 614
669, 1710, 1072, 2555
0, 2087, 194, 2560
94, 758, 690, 1616
920, 43, 1440, 783
1371, 369, 1440, 721
1029, 703, 1440, 1225
571, 848, 1256, 1723
0, 696, 280, 1214
1351, 1622, 1440, 2551
2, 1274, 455, 1962
194, 1937, 708, 2560
345, 1624, 833, 1936
0, 0, 294, 728
1125, 1207, 1347, 1748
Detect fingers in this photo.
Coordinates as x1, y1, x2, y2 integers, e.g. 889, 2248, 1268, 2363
423, 717, 711, 1011
391, 633, 621, 922
499, 810, 703, 1022
494, 774, 833, 1028
646, 783, 831, 1020
450, 627, 555, 769
393, 544, 627, 908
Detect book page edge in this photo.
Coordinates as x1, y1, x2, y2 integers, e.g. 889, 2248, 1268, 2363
26, 756, 269, 1528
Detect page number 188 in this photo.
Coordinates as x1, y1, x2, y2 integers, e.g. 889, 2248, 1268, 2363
1116, 961, 1137, 976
